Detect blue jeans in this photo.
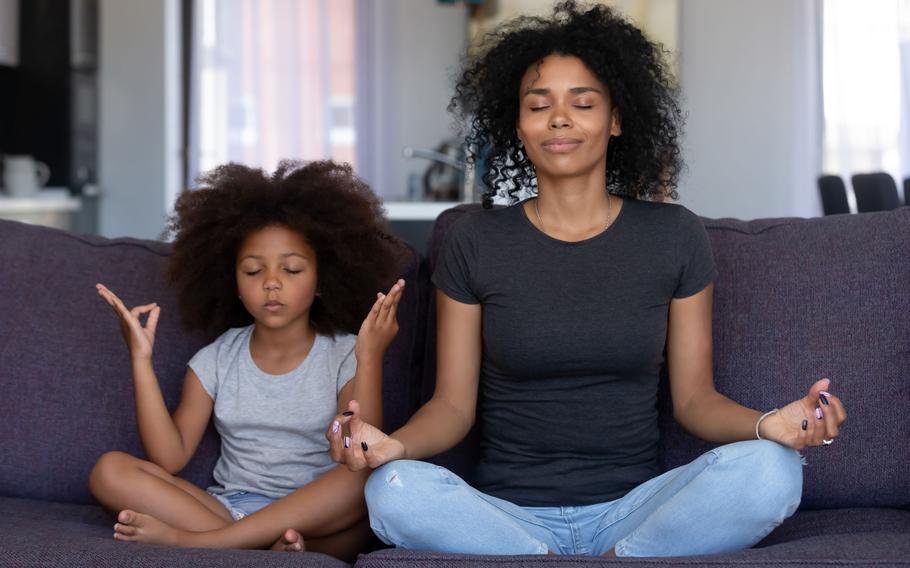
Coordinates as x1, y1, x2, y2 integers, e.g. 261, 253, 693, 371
365, 440, 803, 557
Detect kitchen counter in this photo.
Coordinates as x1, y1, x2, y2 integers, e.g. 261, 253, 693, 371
0, 188, 81, 230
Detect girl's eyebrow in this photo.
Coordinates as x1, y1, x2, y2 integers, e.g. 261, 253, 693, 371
522, 86, 603, 97
239, 252, 310, 261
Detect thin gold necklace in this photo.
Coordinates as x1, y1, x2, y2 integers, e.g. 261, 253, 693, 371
534, 192, 614, 235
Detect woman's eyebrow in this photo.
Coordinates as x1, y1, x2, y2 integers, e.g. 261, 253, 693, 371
522, 86, 603, 97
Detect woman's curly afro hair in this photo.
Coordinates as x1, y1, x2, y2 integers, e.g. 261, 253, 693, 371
165, 160, 405, 338
450, 0, 683, 207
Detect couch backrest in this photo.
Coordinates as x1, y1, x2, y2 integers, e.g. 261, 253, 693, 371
423, 204, 910, 510
0, 219, 425, 505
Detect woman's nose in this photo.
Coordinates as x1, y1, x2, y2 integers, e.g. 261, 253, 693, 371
549, 110, 571, 129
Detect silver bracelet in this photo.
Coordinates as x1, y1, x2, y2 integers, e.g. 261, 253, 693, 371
755, 408, 779, 440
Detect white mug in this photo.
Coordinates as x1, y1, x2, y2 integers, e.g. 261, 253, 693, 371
3, 155, 51, 197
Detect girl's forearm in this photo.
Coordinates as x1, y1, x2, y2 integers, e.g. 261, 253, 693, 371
131, 358, 187, 471
351, 359, 383, 429
675, 390, 762, 443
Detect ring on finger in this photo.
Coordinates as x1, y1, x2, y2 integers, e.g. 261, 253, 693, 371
822, 438, 834, 445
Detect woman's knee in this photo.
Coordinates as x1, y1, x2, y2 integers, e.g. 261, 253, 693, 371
365, 460, 445, 521
724, 440, 803, 518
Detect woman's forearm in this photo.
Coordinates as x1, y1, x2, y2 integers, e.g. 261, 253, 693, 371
675, 390, 762, 444
391, 395, 474, 460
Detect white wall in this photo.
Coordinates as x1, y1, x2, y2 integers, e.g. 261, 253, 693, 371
98, 0, 181, 239
0, 0, 18, 66
677, 0, 822, 219
356, 1, 468, 200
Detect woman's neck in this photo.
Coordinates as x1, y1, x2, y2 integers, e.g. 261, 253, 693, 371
528, 172, 619, 241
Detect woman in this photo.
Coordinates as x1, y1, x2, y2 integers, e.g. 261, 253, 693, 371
328, 1, 846, 558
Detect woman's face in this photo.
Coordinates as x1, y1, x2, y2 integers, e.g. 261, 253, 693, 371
516, 54, 621, 184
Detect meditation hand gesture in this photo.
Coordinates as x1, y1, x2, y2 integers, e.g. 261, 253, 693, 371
355, 279, 405, 365
96, 283, 160, 361
326, 399, 405, 471
759, 378, 847, 450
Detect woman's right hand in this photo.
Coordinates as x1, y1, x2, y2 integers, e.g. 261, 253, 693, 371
96, 283, 160, 361
326, 399, 405, 471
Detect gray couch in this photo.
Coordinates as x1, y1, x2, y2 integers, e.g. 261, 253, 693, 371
1, 205, 908, 567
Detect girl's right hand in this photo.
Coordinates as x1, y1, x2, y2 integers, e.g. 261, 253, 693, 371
96, 283, 160, 361
326, 399, 405, 471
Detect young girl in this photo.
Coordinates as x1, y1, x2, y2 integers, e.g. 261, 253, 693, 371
89, 160, 406, 561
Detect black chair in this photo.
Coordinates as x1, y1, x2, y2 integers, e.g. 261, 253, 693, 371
852, 172, 900, 212
818, 175, 850, 215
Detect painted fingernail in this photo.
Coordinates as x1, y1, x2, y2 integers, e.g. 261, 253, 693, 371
361, 441, 369, 451
819, 393, 829, 406
342, 411, 354, 417
815, 407, 823, 420
332, 421, 340, 434
801, 419, 808, 431
343, 436, 351, 449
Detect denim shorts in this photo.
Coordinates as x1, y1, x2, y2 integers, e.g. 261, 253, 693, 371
209, 490, 276, 521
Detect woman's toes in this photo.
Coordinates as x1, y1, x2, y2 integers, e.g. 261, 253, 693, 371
117, 510, 136, 524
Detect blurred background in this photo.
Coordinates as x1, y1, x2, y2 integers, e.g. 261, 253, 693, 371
0, 0, 908, 248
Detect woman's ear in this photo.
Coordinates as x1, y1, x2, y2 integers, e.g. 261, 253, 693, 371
610, 111, 622, 137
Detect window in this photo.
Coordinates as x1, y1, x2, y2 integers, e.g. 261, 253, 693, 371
187, 0, 356, 182
822, 0, 910, 196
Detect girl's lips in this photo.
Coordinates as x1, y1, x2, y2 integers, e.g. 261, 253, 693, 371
264, 303, 283, 312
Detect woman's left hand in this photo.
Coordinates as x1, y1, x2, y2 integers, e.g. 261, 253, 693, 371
759, 378, 847, 450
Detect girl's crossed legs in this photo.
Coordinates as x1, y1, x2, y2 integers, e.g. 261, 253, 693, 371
364, 440, 803, 557
89, 451, 372, 561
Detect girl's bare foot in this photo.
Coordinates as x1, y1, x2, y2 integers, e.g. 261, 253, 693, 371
271, 528, 306, 552
113, 510, 179, 546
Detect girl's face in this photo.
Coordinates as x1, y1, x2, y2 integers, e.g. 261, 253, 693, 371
236, 225, 318, 332
516, 54, 621, 185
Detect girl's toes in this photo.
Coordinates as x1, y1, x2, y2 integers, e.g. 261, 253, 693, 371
114, 523, 137, 537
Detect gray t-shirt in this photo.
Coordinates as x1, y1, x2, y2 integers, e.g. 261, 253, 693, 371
189, 326, 356, 499
432, 198, 717, 507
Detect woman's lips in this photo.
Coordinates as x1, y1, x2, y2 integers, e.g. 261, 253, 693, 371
542, 138, 582, 152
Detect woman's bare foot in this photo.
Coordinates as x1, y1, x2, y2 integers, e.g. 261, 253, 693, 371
113, 510, 180, 546
271, 528, 306, 552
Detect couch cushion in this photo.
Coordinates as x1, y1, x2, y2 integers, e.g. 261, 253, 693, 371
658, 208, 910, 510
0, 219, 425, 505
0, 220, 218, 504
0, 496, 349, 567
423, 206, 910, 510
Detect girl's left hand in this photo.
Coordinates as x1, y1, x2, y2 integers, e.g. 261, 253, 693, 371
759, 378, 847, 450
355, 279, 405, 365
